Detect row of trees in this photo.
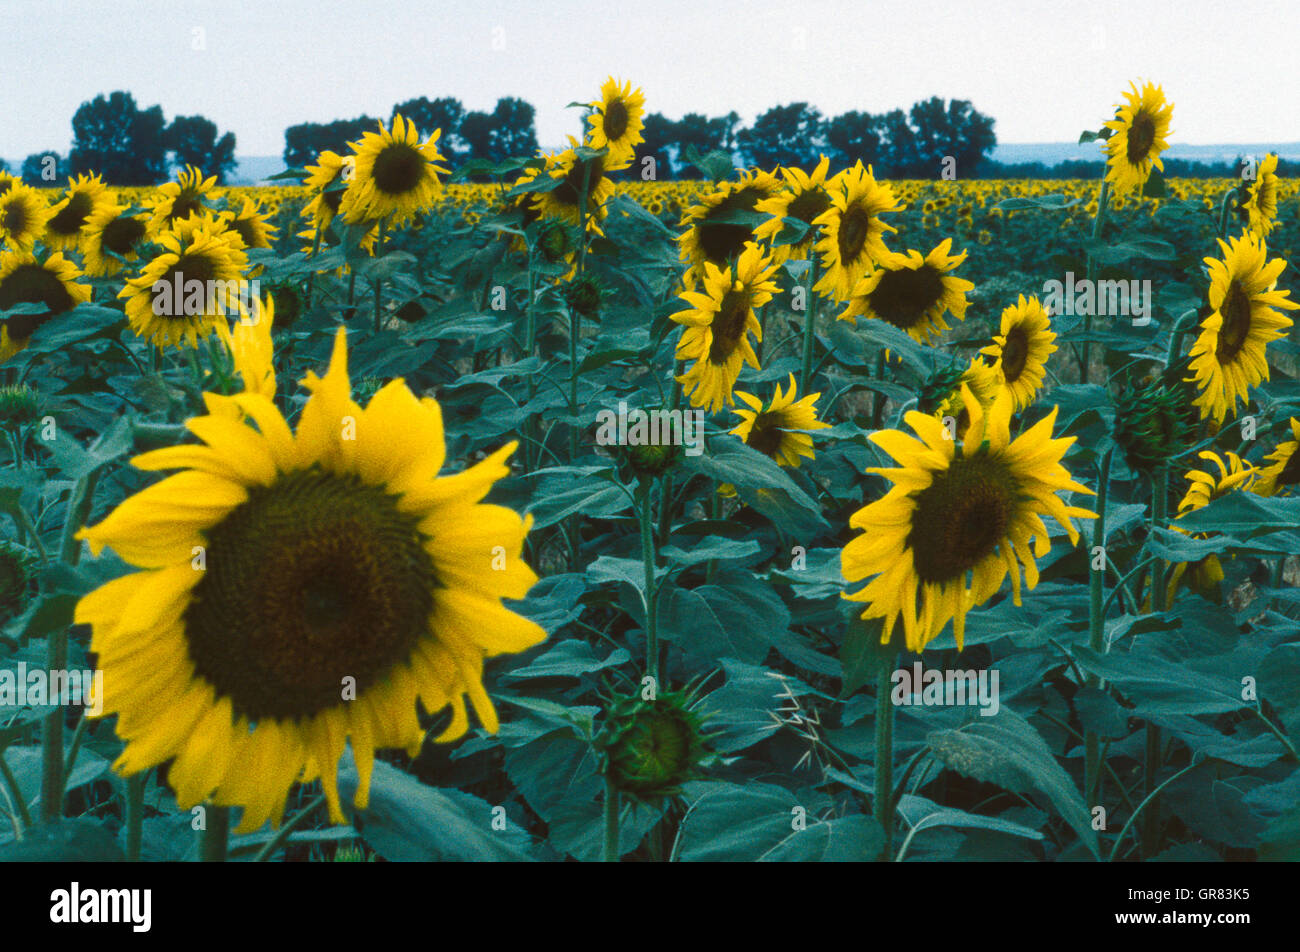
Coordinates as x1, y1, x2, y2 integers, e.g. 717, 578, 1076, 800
9, 92, 238, 186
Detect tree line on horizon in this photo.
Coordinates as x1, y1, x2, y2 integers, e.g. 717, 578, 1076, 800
9, 90, 1298, 186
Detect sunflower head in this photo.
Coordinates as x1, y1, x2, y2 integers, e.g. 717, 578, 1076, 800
837, 238, 974, 344
0, 250, 92, 361
562, 274, 605, 318
595, 690, 712, 803
811, 161, 901, 301
44, 173, 110, 252
1114, 371, 1197, 475
147, 165, 217, 238
0, 183, 56, 254
1255, 417, 1300, 498
731, 373, 829, 469
0, 383, 40, 426
981, 295, 1057, 412
677, 170, 784, 288
339, 114, 449, 227
1240, 154, 1279, 238
1102, 80, 1174, 196
0, 540, 37, 617
753, 156, 834, 262
1165, 451, 1257, 603
586, 77, 646, 165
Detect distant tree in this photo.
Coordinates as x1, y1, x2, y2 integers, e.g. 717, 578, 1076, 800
392, 96, 466, 161
635, 112, 677, 179
21, 151, 66, 186
673, 113, 731, 174
461, 98, 538, 163
825, 111, 882, 167
165, 115, 237, 182
877, 108, 921, 177
69, 91, 167, 184
906, 97, 996, 178
736, 102, 824, 169
283, 116, 377, 168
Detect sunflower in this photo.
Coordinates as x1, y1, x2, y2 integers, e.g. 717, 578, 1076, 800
835, 238, 974, 344
1186, 231, 1298, 424
980, 295, 1058, 412
221, 196, 278, 250
43, 173, 111, 252
0, 183, 56, 253
811, 162, 900, 301
119, 220, 249, 349
146, 165, 217, 238
302, 150, 350, 230
1241, 153, 1279, 238
671, 242, 779, 412
1102, 80, 1174, 196
74, 310, 545, 831
1255, 417, 1300, 497
1164, 451, 1257, 603
841, 389, 1095, 651
753, 155, 834, 263
730, 373, 830, 468
931, 357, 1001, 442
81, 201, 149, 277
0, 250, 91, 361
677, 169, 784, 289
533, 136, 629, 236
586, 77, 646, 166
0, 171, 14, 196
338, 114, 448, 227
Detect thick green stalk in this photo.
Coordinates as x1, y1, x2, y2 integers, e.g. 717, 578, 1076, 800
200, 805, 231, 862
875, 661, 896, 858
304, 225, 323, 308
1084, 449, 1113, 805
603, 777, 620, 862
799, 256, 820, 393
640, 484, 658, 684
1082, 176, 1112, 385
1142, 467, 1169, 855
373, 219, 387, 333
871, 352, 888, 429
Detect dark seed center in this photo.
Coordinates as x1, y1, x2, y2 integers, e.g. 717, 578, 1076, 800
101, 216, 146, 256
1000, 325, 1030, 381
604, 99, 629, 142
908, 453, 1016, 583
1217, 282, 1252, 363
48, 192, 94, 236
372, 143, 427, 195
0, 265, 75, 339
747, 413, 787, 458
870, 265, 946, 329
787, 187, 831, 230
1126, 114, 1156, 164
709, 290, 750, 364
838, 205, 871, 261
697, 187, 766, 266
1279, 448, 1300, 487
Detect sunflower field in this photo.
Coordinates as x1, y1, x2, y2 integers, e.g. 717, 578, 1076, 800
1, 77, 1298, 866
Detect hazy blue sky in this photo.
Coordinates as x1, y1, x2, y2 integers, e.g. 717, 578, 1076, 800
2, 0, 1297, 160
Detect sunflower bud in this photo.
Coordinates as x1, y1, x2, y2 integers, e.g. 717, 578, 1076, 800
535, 221, 576, 265
563, 275, 604, 318
0, 384, 40, 427
620, 440, 682, 481
595, 691, 710, 802
916, 363, 968, 416
1114, 374, 1196, 474
267, 282, 303, 329
0, 540, 38, 616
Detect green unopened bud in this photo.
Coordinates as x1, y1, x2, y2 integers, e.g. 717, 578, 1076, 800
595, 691, 711, 802
0, 540, 38, 616
0, 384, 39, 427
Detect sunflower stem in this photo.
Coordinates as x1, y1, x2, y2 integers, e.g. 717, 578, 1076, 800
1082, 176, 1112, 386
799, 256, 819, 394
200, 805, 231, 862
871, 351, 887, 429
304, 225, 323, 309
1217, 185, 1241, 241
373, 220, 387, 333
603, 776, 620, 862
125, 773, 145, 862
875, 660, 896, 858
1084, 448, 1113, 806
0, 753, 30, 833
253, 793, 327, 861
1142, 465, 1169, 856
639, 483, 659, 685
1164, 308, 1199, 367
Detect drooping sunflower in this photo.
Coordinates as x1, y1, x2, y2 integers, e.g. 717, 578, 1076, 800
75, 311, 546, 831
80, 201, 149, 277
302, 150, 350, 230
0, 250, 91, 361
42, 172, 111, 253
1240, 153, 1279, 238
671, 242, 779, 412
811, 161, 900, 301
119, 220, 249, 348
146, 165, 217, 238
835, 238, 974, 344
0, 183, 56, 253
338, 114, 448, 227
753, 155, 834, 263
586, 77, 646, 166
981, 295, 1058, 412
677, 169, 784, 289
841, 389, 1095, 652
533, 136, 630, 236
1186, 231, 1297, 424
730, 373, 830, 468
1102, 80, 1174, 195
1164, 451, 1257, 603
1255, 417, 1300, 498
221, 196, 278, 250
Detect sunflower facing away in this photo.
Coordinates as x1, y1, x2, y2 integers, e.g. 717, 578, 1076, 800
811, 161, 900, 301
1164, 451, 1258, 604
75, 309, 546, 831
1102, 80, 1174, 195
731, 373, 830, 468
1255, 417, 1300, 498
0, 250, 91, 361
81, 201, 149, 277
43, 172, 111, 253
836, 238, 974, 345
533, 136, 629, 235
981, 295, 1058, 411
677, 169, 784, 290
841, 389, 1095, 652
586, 77, 646, 165
1186, 231, 1298, 424
1241, 153, 1279, 238
671, 242, 779, 412
146, 165, 217, 238
339, 114, 448, 227
120, 218, 250, 349
0, 183, 55, 253
753, 155, 834, 263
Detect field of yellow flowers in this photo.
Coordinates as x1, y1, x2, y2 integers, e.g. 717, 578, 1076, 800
0, 78, 1298, 864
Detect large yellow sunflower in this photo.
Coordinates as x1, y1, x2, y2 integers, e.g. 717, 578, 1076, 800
1186, 231, 1297, 424
677, 169, 784, 289
1102, 80, 1174, 196
671, 241, 779, 412
811, 161, 900, 301
586, 77, 646, 166
119, 219, 249, 349
43, 172, 111, 252
0, 183, 56, 253
0, 250, 91, 361
730, 373, 830, 468
338, 114, 448, 227
534, 136, 630, 236
981, 295, 1058, 411
81, 201, 149, 278
753, 155, 834, 263
842, 389, 1095, 652
835, 238, 974, 344
1241, 153, 1279, 239
1255, 417, 1300, 498
1164, 451, 1257, 603
75, 309, 545, 832
146, 165, 217, 238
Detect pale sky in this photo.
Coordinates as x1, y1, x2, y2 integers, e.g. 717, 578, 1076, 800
2, 0, 1297, 160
